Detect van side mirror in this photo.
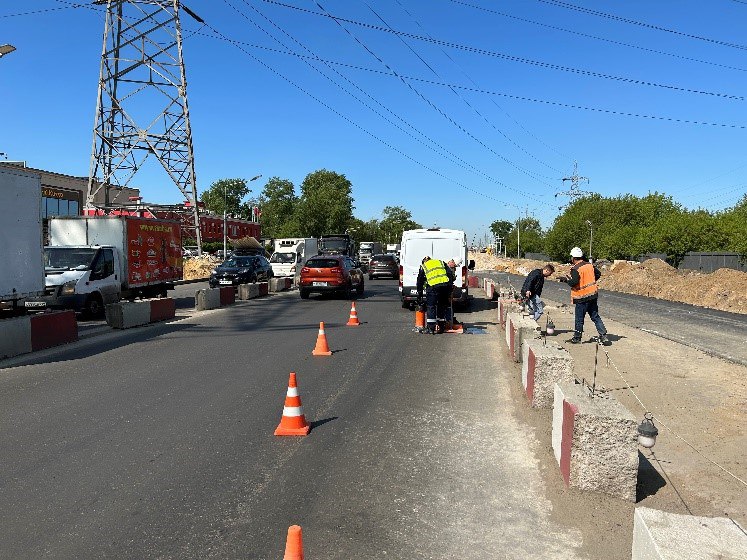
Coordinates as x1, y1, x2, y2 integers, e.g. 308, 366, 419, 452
468, 259, 475, 270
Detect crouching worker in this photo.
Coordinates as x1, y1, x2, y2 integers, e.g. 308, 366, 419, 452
521, 263, 555, 321
417, 256, 454, 334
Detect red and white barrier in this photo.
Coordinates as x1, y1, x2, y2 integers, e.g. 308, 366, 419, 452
0, 310, 78, 359
106, 298, 177, 329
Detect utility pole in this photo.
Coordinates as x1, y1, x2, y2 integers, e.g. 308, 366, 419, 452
87, 0, 205, 253
556, 161, 592, 210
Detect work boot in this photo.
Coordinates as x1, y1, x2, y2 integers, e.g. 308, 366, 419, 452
569, 336, 582, 344
599, 334, 611, 346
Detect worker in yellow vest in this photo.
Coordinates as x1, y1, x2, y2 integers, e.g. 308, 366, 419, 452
561, 247, 610, 345
416, 256, 455, 334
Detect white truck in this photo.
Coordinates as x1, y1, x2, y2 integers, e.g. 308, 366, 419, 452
358, 241, 383, 266
386, 243, 401, 259
399, 228, 475, 309
269, 237, 319, 278
0, 166, 45, 313
27, 216, 183, 316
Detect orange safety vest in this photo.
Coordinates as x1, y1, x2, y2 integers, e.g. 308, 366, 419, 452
570, 262, 598, 303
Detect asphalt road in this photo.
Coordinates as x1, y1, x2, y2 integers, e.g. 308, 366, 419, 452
481, 271, 747, 366
0, 280, 585, 559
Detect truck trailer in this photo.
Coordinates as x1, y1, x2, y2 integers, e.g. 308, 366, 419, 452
0, 166, 45, 312
27, 216, 182, 316
358, 241, 383, 266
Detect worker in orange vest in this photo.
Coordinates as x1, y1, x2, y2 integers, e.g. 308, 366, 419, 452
561, 247, 610, 345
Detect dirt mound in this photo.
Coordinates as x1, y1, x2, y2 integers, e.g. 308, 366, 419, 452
183, 254, 220, 280
469, 252, 747, 314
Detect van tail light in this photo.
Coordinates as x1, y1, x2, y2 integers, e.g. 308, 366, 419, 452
399, 265, 403, 287
462, 266, 467, 285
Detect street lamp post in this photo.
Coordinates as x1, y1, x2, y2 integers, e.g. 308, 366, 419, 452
586, 220, 594, 262
224, 174, 262, 259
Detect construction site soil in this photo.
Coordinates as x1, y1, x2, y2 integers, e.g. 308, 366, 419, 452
469, 252, 747, 315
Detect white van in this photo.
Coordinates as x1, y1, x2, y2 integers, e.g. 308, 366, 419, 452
399, 228, 475, 309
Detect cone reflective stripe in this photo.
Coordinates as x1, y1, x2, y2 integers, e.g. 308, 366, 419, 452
274, 372, 311, 436
311, 321, 332, 356
283, 525, 304, 560
346, 302, 361, 326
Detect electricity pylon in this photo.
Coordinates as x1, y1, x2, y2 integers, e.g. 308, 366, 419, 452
555, 161, 592, 210
86, 0, 204, 251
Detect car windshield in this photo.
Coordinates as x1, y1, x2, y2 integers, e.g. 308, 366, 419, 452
223, 257, 254, 268
44, 247, 98, 270
306, 258, 340, 268
270, 252, 296, 263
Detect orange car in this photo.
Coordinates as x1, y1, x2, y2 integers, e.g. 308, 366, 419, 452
299, 255, 364, 299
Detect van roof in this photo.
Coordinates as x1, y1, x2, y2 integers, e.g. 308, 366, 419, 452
402, 228, 465, 239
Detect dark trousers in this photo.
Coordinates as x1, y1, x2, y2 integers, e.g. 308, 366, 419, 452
574, 298, 607, 337
426, 284, 451, 326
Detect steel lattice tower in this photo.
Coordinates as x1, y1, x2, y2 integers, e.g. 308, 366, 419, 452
87, 0, 203, 250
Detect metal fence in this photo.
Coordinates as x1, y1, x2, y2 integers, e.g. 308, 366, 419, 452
676, 252, 747, 273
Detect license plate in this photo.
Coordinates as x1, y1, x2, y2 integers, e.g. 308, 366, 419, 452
312, 281, 328, 287
219, 280, 233, 285
24, 301, 47, 308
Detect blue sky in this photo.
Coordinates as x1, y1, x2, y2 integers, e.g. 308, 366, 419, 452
2, 0, 746, 244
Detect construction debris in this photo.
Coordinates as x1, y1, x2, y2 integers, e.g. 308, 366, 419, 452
469, 252, 747, 314
183, 254, 220, 280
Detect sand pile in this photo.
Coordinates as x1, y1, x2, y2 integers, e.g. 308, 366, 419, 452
469, 252, 747, 314
183, 254, 220, 280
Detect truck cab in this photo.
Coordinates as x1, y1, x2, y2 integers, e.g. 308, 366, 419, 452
37, 245, 122, 316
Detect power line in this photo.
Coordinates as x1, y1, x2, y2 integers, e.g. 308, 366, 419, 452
449, 0, 747, 73
259, 0, 744, 101
538, 0, 747, 52
310, 0, 559, 191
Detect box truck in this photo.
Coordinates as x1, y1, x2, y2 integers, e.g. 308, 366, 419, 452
0, 167, 45, 312
27, 216, 182, 316
358, 241, 383, 266
269, 237, 319, 277
399, 228, 474, 309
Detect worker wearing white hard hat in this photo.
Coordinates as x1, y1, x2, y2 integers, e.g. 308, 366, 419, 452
560, 246, 610, 345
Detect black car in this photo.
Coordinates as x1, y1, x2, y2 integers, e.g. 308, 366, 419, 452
209, 255, 273, 288
368, 254, 399, 279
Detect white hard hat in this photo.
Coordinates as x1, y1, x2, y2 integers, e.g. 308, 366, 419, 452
570, 247, 584, 258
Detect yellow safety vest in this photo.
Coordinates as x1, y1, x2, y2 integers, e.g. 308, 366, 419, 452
422, 259, 449, 287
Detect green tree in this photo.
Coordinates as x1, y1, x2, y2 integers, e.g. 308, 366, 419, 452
294, 169, 355, 237
489, 220, 513, 243
718, 194, 747, 258
505, 217, 544, 258
348, 217, 382, 242
256, 177, 298, 239
200, 178, 250, 216
380, 206, 421, 243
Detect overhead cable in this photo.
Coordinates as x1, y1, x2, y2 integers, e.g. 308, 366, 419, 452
537, 0, 747, 52
450, 0, 747, 73
259, 0, 744, 101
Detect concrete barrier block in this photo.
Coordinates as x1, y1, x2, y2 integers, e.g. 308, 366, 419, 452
237, 283, 259, 300
485, 279, 496, 300
499, 298, 521, 330
0, 316, 32, 359
257, 282, 269, 296
552, 382, 638, 501
105, 301, 151, 329
30, 310, 77, 350
219, 286, 235, 306
506, 312, 540, 362
522, 341, 574, 408
149, 298, 175, 323
632, 507, 747, 560
467, 276, 479, 288
269, 278, 289, 292
195, 288, 221, 310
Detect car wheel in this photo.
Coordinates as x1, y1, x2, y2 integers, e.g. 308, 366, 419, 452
356, 279, 364, 295
401, 299, 410, 309
300, 288, 310, 299
84, 293, 104, 318
368, 274, 373, 280
343, 282, 352, 299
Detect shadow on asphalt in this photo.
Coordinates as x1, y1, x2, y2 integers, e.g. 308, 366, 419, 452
310, 416, 338, 430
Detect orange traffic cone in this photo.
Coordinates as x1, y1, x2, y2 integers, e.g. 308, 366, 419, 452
274, 372, 311, 436
283, 525, 304, 560
414, 309, 425, 329
346, 302, 361, 326
311, 321, 332, 356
